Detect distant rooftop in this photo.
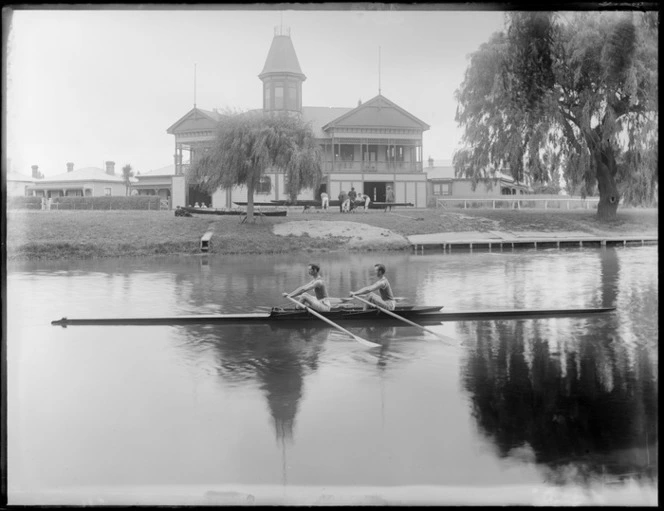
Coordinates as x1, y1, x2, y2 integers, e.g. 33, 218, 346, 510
7, 171, 34, 182
37, 167, 132, 183
139, 164, 175, 177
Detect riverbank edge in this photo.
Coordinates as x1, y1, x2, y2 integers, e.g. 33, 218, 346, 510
6, 209, 657, 262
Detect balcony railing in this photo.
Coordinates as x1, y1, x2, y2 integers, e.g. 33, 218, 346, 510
323, 160, 423, 173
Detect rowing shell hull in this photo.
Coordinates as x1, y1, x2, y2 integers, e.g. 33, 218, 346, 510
51, 306, 615, 327
182, 207, 287, 216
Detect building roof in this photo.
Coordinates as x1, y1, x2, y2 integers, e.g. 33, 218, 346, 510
259, 34, 306, 80
139, 164, 176, 177
7, 171, 34, 183
425, 162, 526, 184
34, 167, 129, 183
166, 107, 223, 134
322, 94, 430, 131
425, 165, 456, 180
301, 106, 353, 138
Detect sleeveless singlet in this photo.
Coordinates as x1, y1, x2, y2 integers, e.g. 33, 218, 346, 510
378, 277, 394, 301
313, 277, 329, 300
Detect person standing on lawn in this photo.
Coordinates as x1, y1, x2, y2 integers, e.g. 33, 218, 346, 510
348, 187, 357, 213
385, 186, 395, 212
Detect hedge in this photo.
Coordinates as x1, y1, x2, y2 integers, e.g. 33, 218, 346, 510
50, 196, 164, 210
7, 195, 166, 210
7, 196, 42, 210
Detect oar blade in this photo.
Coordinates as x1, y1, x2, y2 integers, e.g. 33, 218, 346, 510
283, 295, 379, 348
353, 335, 382, 348
352, 295, 457, 345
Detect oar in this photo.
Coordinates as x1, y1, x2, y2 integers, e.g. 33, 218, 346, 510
283, 295, 380, 348
351, 295, 456, 345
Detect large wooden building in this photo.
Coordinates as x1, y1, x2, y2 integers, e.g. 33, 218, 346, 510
167, 28, 430, 208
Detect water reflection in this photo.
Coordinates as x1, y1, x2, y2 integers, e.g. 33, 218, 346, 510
174, 322, 426, 448
461, 248, 658, 486
8, 248, 657, 499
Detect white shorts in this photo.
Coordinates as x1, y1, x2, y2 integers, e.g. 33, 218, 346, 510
368, 294, 396, 311
305, 296, 331, 312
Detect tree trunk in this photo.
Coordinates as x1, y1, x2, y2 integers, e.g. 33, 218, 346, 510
246, 181, 255, 222
593, 145, 620, 221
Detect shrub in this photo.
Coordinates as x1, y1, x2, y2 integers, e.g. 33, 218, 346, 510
51, 196, 164, 210
7, 196, 42, 210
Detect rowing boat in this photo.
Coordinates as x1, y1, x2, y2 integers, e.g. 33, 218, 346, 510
232, 200, 415, 210
51, 306, 615, 327
182, 207, 287, 216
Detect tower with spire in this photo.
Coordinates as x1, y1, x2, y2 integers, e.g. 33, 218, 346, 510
259, 26, 306, 115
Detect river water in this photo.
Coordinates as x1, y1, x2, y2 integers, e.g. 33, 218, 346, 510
6, 246, 658, 505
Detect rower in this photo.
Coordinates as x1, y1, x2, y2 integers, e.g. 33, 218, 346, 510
283, 263, 332, 312
349, 263, 396, 311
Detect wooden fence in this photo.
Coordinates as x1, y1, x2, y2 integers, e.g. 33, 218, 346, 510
436, 196, 601, 210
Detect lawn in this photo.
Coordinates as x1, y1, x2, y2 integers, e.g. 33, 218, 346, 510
6, 207, 657, 260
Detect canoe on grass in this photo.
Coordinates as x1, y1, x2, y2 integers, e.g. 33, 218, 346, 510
183, 207, 287, 216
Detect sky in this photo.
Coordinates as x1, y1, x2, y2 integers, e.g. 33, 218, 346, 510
6, 5, 508, 177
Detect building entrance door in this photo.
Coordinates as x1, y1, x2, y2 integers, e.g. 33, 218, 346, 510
188, 186, 212, 207
364, 181, 391, 202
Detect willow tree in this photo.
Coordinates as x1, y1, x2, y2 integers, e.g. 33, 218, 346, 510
190, 110, 322, 222
455, 11, 658, 220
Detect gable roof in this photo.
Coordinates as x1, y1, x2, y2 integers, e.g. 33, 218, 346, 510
301, 106, 353, 138
259, 34, 306, 80
36, 167, 129, 183
322, 94, 430, 131
166, 107, 223, 134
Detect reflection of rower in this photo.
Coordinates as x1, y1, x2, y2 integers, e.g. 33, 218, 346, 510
283, 263, 332, 312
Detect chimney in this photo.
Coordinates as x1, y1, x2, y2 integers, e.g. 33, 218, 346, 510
428, 156, 434, 168
31, 165, 40, 179
105, 161, 115, 175
67, 162, 74, 172
358, 98, 362, 107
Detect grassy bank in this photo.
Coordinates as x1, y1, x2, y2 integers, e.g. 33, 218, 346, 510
6, 207, 658, 261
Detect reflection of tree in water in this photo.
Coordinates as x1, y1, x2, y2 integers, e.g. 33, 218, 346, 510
178, 323, 328, 444
459, 248, 658, 485
177, 321, 422, 446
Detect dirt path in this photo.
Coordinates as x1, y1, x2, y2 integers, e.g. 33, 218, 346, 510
272, 220, 410, 249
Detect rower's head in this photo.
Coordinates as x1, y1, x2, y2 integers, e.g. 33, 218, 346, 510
374, 264, 386, 277
308, 263, 321, 276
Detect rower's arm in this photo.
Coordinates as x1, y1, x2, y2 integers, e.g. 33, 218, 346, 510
350, 281, 380, 296
283, 280, 315, 298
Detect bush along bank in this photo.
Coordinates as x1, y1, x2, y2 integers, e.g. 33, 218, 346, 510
8, 195, 165, 211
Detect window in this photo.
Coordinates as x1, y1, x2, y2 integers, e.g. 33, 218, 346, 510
288, 84, 297, 110
257, 176, 272, 194
104, 188, 112, 196
264, 84, 271, 110
433, 182, 451, 196
274, 84, 284, 109
340, 144, 354, 161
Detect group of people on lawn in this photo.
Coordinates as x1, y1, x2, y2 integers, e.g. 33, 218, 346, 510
319, 185, 395, 213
